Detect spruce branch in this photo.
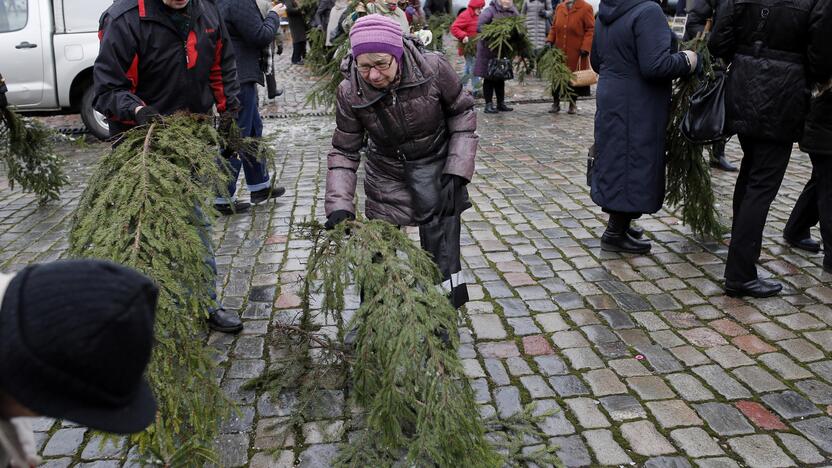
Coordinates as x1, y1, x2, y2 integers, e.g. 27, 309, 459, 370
536, 47, 575, 104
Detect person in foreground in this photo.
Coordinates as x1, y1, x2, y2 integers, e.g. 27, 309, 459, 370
590, 0, 698, 255
324, 14, 477, 308
709, 0, 820, 297
0, 260, 158, 466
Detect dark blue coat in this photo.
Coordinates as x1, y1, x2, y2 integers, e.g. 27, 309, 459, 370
217, 0, 280, 86
590, 0, 690, 214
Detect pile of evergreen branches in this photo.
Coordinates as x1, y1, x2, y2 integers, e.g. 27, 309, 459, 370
67, 115, 231, 462
478, 16, 534, 79
536, 46, 574, 103
665, 38, 724, 239
0, 108, 68, 204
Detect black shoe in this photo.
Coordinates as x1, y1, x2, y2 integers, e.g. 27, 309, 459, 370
824, 260, 832, 274
496, 103, 513, 112
214, 200, 251, 215
250, 186, 286, 204
207, 308, 243, 333
628, 225, 645, 239
784, 235, 821, 253
725, 278, 783, 298
567, 102, 577, 114
484, 103, 498, 114
548, 103, 561, 114
710, 155, 738, 172
291, 59, 305, 65
601, 231, 651, 254
274, 88, 284, 97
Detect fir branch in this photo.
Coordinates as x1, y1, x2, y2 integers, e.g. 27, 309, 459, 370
0, 107, 68, 204
665, 38, 725, 239
305, 35, 351, 110
536, 47, 575, 104
67, 114, 233, 460
479, 16, 530, 60
426, 14, 452, 52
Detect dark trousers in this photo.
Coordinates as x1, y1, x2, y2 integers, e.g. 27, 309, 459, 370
482, 78, 505, 105
215, 83, 270, 204
725, 136, 793, 282
784, 153, 832, 262
420, 214, 469, 309
291, 40, 306, 64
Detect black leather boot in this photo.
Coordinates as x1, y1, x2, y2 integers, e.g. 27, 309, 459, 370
628, 225, 645, 239
484, 103, 498, 114
207, 308, 243, 333
725, 278, 782, 298
601, 214, 651, 254
710, 142, 738, 172
783, 234, 821, 253
496, 102, 513, 112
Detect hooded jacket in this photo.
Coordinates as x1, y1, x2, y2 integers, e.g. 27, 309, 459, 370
451, 0, 486, 56
799, 0, 832, 155
589, 0, 690, 214
523, 0, 553, 49
708, 0, 817, 142
93, 0, 240, 137
217, 0, 281, 86
325, 39, 477, 225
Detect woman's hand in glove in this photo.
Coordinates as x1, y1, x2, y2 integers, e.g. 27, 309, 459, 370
325, 210, 356, 230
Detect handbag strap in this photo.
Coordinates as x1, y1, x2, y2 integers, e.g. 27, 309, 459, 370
577, 55, 589, 71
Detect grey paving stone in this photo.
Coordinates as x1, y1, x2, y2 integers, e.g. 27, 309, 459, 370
794, 379, 832, 405
636, 345, 685, 373
298, 443, 339, 468
581, 325, 620, 344
484, 359, 511, 386
505, 356, 534, 376
778, 338, 825, 362
646, 400, 703, 428
471, 314, 507, 339
666, 373, 715, 402
214, 433, 250, 467
549, 435, 592, 467
643, 457, 693, 468
533, 399, 575, 436
221, 406, 256, 433
704, 345, 755, 368
42, 428, 86, 457
561, 347, 605, 370
792, 417, 832, 454
692, 365, 752, 400
521, 375, 556, 398
497, 298, 529, 316
250, 451, 295, 468
776, 433, 825, 464
761, 390, 822, 419
759, 353, 814, 380
549, 375, 590, 397
608, 358, 651, 377
670, 427, 724, 457
809, 360, 832, 384
731, 365, 789, 393
583, 429, 633, 465
694, 458, 741, 468
39, 459, 72, 468
80, 435, 125, 460
76, 461, 120, 468
494, 386, 523, 418
534, 355, 569, 376
598, 395, 646, 421
470, 378, 491, 404
727, 434, 796, 468
627, 375, 676, 400
552, 330, 591, 348
599, 309, 636, 329
565, 398, 610, 428
693, 402, 755, 436
507, 317, 542, 335
535, 313, 570, 332
227, 359, 266, 379
620, 420, 676, 456
583, 369, 627, 396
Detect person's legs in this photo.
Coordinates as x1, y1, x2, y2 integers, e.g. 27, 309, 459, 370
237, 84, 270, 193
724, 136, 792, 284
601, 210, 650, 254
783, 171, 819, 245
292, 41, 305, 64
495, 79, 512, 111
710, 139, 737, 171
810, 153, 832, 270
194, 205, 242, 333
549, 89, 560, 113
483, 79, 497, 113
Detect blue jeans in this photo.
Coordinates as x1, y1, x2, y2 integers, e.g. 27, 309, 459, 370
463, 55, 481, 92
216, 82, 270, 205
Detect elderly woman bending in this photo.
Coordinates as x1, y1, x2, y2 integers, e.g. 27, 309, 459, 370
324, 14, 478, 308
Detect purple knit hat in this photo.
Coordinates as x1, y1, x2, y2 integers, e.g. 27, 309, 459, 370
350, 14, 404, 62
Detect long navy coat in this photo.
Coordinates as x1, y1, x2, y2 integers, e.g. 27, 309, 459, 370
589, 0, 690, 214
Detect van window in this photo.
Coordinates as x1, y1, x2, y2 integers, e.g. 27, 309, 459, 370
0, 0, 28, 33
62, 0, 111, 32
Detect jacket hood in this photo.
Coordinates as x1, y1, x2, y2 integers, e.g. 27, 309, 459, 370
489, 0, 517, 13
468, 0, 485, 8
598, 0, 649, 24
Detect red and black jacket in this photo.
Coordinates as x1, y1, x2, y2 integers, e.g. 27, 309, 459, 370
93, 0, 240, 137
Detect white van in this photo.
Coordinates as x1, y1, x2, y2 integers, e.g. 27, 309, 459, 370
0, 0, 112, 139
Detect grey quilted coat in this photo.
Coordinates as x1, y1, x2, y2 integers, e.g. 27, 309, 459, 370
325, 39, 478, 226
522, 0, 552, 49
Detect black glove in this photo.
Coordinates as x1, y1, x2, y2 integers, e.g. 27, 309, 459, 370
277, 43, 284, 55
135, 105, 162, 125
537, 9, 547, 17
325, 210, 355, 230
438, 174, 469, 218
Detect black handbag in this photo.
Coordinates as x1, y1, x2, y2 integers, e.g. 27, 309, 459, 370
486, 57, 514, 81
681, 70, 727, 144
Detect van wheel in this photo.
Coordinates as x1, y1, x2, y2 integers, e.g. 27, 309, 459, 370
80, 85, 109, 140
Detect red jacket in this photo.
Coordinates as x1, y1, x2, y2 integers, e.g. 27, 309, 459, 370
450, 0, 485, 56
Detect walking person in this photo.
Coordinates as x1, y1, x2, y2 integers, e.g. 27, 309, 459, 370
475, 0, 520, 114
545, 0, 594, 114
782, 0, 832, 273
522, 0, 552, 51
709, 0, 819, 297
324, 14, 477, 308
590, 0, 698, 254
93, 0, 244, 333
451, 0, 486, 96
216, 0, 287, 215
285, 0, 308, 64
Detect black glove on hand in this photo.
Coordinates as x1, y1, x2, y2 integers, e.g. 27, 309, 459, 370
325, 210, 355, 230
135, 106, 162, 125
537, 9, 547, 17
438, 174, 468, 218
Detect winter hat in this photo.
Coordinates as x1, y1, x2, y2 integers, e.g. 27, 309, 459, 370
0, 259, 159, 434
350, 14, 404, 62
468, 0, 485, 8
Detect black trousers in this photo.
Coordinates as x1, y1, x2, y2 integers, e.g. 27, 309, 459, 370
725, 136, 793, 282
784, 153, 832, 261
291, 40, 306, 64
482, 79, 505, 105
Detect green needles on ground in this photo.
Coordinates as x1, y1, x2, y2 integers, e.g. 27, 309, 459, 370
0, 108, 68, 204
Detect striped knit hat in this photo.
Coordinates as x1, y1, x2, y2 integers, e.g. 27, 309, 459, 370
349, 14, 404, 62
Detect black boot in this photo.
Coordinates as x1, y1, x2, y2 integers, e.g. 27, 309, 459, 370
548, 102, 561, 113
710, 142, 737, 172
484, 103, 498, 114
207, 308, 243, 333
628, 225, 645, 239
725, 278, 782, 298
214, 200, 251, 215
496, 102, 513, 112
250, 186, 286, 204
601, 214, 651, 254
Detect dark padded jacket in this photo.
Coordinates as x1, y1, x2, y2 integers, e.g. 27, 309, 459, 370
218, 0, 280, 86
93, 0, 240, 137
800, 0, 832, 155
683, 0, 717, 40
325, 39, 478, 226
709, 0, 817, 142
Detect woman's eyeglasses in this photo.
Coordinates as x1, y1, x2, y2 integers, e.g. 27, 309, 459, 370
357, 59, 394, 74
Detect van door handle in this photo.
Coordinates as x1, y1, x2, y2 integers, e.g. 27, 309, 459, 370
15, 42, 38, 49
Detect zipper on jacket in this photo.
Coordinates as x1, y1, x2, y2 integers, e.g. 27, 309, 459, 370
183, 41, 189, 67
389, 88, 410, 161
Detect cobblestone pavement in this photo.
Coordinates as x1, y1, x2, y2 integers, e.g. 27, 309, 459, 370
7, 41, 832, 468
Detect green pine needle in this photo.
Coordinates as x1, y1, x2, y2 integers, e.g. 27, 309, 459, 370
536, 47, 575, 104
